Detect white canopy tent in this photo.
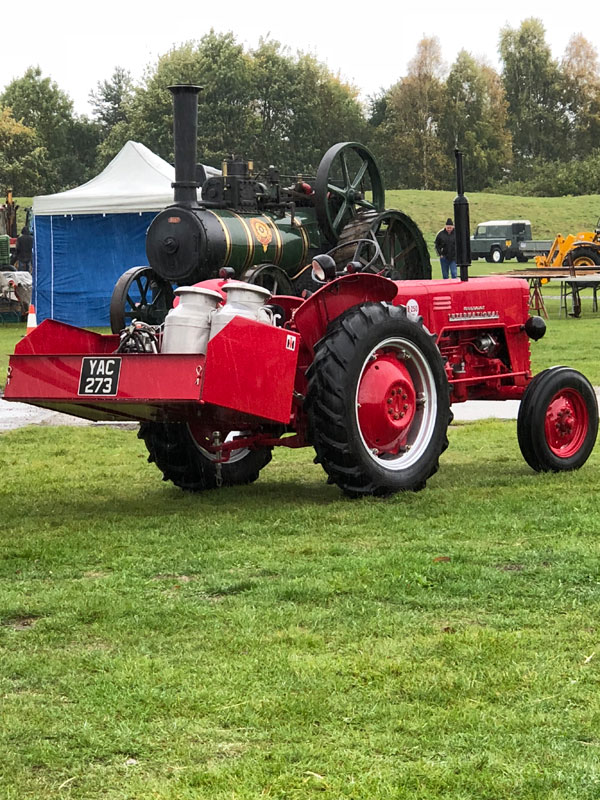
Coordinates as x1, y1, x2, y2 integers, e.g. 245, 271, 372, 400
33, 142, 219, 326
33, 141, 220, 215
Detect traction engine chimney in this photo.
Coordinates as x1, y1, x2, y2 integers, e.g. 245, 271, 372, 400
169, 84, 203, 207
453, 148, 471, 282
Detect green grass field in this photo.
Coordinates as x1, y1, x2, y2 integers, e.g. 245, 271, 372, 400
2, 191, 600, 797
1, 420, 600, 798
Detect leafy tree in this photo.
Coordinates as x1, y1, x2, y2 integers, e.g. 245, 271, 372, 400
499, 19, 567, 167
367, 91, 388, 129
439, 51, 512, 190
98, 33, 256, 170
371, 38, 450, 189
1, 66, 98, 191
0, 107, 52, 195
247, 39, 297, 168
98, 33, 368, 178
89, 67, 134, 131
561, 34, 600, 159
281, 52, 368, 174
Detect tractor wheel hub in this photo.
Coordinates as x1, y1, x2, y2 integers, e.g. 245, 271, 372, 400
545, 390, 588, 457
357, 351, 416, 453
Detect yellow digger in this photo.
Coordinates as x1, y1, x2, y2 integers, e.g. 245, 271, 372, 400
535, 219, 600, 269
534, 219, 600, 318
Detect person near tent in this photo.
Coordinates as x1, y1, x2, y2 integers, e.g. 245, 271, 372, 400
14, 227, 33, 272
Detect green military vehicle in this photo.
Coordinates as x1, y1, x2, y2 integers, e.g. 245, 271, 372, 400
470, 220, 533, 264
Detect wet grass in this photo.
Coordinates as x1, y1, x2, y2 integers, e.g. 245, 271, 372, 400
1, 423, 600, 798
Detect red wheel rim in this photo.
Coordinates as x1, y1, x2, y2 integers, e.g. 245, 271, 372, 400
357, 349, 417, 454
544, 388, 589, 457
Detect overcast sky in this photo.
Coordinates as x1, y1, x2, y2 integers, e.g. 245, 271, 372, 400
9, 0, 598, 116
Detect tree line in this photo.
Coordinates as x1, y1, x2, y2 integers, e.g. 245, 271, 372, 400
1, 19, 599, 198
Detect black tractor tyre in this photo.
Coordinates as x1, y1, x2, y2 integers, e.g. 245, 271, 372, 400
563, 246, 600, 268
306, 302, 452, 498
138, 423, 272, 491
517, 254, 529, 263
491, 247, 504, 264
517, 367, 598, 472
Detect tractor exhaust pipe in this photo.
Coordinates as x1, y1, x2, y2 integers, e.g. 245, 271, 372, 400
453, 149, 471, 282
169, 84, 203, 207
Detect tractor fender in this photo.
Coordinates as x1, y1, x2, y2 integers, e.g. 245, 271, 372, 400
292, 272, 398, 354
572, 240, 600, 252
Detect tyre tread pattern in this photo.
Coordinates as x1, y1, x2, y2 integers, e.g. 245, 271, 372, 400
138, 423, 272, 492
306, 302, 452, 497
517, 366, 598, 472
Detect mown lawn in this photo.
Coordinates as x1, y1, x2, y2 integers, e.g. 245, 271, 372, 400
1, 421, 600, 798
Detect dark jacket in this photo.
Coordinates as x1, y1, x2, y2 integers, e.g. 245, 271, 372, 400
434, 228, 456, 261
15, 232, 33, 263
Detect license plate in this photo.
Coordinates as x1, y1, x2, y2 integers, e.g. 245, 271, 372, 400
78, 357, 122, 396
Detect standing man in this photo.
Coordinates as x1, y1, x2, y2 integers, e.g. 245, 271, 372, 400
434, 218, 457, 279
14, 227, 33, 273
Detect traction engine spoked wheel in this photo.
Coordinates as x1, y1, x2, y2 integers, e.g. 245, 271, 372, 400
334, 210, 431, 279
307, 303, 452, 497
138, 423, 272, 491
517, 367, 598, 472
315, 142, 385, 244
110, 266, 175, 333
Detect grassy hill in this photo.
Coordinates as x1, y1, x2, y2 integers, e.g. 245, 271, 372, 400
13, 197, 33, 231
387, 189, 600, 273
387, 189, 600, 241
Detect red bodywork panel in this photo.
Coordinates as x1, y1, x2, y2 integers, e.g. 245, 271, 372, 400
391, 277, 531, 401
6, 317, 299, 425
201, 316, 298, 423
4, 274, 533, 429
293, 273, 397, 353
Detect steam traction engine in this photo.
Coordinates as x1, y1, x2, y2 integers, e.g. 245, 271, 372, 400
4, 87, 598, 497
108, 85, 431, 333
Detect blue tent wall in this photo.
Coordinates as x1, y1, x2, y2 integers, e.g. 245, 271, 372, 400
34, 212, 157, 327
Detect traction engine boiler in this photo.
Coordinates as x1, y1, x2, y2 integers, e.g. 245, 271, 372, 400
4, 88, 598, 497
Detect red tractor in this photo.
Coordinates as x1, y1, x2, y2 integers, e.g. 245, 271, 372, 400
5, 262, 598, 497
4, 91, 598, 497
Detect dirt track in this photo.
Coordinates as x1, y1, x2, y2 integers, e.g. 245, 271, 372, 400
3, 392, 600, 431
0, 395, 519, 431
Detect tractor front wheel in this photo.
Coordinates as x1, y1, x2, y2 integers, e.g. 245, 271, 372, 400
517, 367, 598, 472
306, 303, 451, 497
138, 423, 272, 491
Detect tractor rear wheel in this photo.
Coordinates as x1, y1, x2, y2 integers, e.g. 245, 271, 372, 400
306, 303, 452, 497
138, 423, 272, 491
517, 367, 598, 472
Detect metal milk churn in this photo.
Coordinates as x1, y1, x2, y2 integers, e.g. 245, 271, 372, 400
208, 281, 273, 341
161, 286, 223, 354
